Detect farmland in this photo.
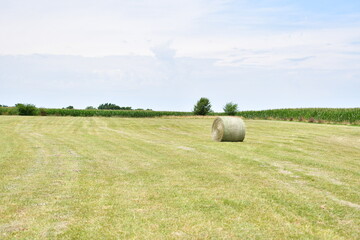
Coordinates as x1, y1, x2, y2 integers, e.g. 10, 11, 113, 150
237, 108, 360, 124
0, 116, 359, 239
0, 107, 193, 118
0, 107, 359, 125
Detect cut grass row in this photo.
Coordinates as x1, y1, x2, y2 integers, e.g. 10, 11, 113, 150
0, 107, 359, 124
0, 116, 359, 239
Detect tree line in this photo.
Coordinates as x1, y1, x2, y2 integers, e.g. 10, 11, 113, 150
0, 98, 239, 116
193, 97, 238, 116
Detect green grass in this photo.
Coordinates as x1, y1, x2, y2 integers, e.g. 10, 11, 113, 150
0, 116, 359, 239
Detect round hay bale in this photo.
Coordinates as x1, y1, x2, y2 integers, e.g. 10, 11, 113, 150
212, 116, 245, 142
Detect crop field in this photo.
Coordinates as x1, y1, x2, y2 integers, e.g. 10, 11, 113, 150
0, 107, 193, 118
0, 116, 359, 239
1, 107, 359, 125
237, 108, 360, 124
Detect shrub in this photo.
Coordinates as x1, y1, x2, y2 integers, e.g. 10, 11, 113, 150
16, 104, 38, 116
66, 106, 74, 109
39, 108, 47, 116
0, 107, 18, 115
193, 97, 212, 115
223, 102, 238, 116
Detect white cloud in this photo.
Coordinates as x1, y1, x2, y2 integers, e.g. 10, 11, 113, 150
0, 0, 228, 56
0, 0, 359, 110
1, 0, 360, 68
1, 54, 359, 111
150, 42, 176, 62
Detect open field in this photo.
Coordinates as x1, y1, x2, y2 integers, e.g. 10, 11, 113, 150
0, 116, 359, 239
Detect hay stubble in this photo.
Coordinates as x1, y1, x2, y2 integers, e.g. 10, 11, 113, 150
0, 116, 359, 239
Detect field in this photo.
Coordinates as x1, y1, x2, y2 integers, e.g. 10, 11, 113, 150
238, 108, 360, 124
0, 116, 359, 239
1, 107, 359, 125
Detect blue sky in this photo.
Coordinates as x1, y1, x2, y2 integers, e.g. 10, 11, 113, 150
0, 0, 359, 111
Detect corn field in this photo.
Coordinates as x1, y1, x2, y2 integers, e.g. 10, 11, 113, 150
237, 108, 360, 124
0, 107, 359, 124
43, 108, 193, 117
0, 107, 18, 115
0, 107, 192, 118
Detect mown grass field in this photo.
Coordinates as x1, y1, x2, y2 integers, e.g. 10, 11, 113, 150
0, 116, 359, 239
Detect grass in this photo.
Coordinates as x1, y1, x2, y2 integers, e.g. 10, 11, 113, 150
0, 116, 359, 239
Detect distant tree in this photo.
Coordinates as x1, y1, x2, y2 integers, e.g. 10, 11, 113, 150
223, 102, 238, 116
193, 97, 212, 115
98, 103, 133, 110
66, 106, 74, 109
98, 103, 121, 110
85, 106, 96, 110
0, 104, 8, 107
16, 103, 38, 116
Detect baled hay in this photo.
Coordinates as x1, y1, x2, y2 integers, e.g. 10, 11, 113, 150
212, 116, 246, 142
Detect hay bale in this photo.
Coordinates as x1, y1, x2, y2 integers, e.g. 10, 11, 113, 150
212, 116, 245, 142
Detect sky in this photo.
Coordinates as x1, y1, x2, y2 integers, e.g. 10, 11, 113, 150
0, 0, 359, 111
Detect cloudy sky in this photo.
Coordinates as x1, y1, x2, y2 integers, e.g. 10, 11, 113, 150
0, 0, 359, 111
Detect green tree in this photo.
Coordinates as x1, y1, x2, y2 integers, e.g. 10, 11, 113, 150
86, 106, 96, 110
98, 103, 121, 110
16, 103, 38, 116
223, 102, 238, 116
98, 103, 132, 110
66, 106, 74, 109
193, 97, 212, 115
